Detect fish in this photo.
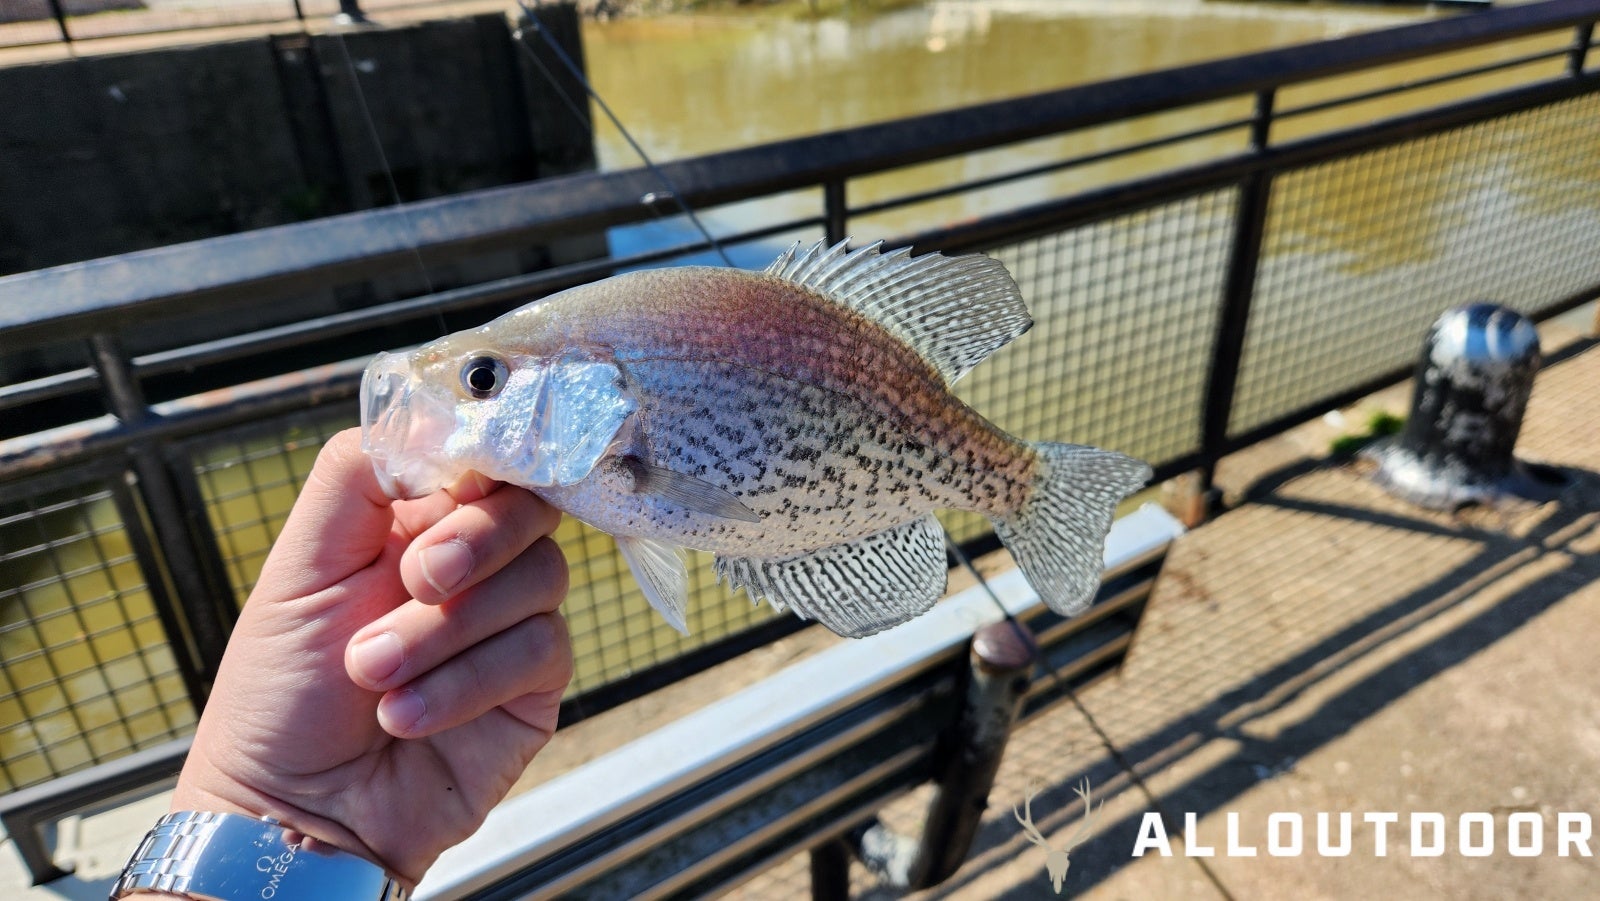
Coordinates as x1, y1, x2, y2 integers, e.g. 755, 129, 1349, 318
360, 238, 1152, 638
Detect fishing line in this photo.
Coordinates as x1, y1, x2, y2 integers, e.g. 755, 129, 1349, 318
513, 1, 736, 268
328, 30, 448, 338
946, 536, 1235, 901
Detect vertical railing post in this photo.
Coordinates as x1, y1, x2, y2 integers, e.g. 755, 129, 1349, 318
88, 335, 234, 695
808, 837, 853, 901
1197, 88, 1277, 505
105, 477, 212, 713
1569, 21, 1593, 75
848, 620, 1036, 891
824, 179, 848, 246
333, 0, 370, 26
45, 0, 71, 44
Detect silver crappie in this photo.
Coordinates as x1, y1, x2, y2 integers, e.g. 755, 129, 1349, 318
361, 239, 1151, 637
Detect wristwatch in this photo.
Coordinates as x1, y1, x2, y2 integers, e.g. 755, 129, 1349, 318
110, 811, 408, 900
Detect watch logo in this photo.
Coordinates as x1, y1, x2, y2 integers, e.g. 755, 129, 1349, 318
255, 840, 302, 899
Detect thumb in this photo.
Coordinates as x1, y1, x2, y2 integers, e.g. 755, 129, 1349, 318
252, 428, 398, 603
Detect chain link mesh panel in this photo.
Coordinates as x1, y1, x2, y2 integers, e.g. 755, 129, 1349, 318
1230, 92, 1600, 436
0, 473, 194, 792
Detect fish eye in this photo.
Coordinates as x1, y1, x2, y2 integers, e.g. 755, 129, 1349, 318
461, 355, 509, 399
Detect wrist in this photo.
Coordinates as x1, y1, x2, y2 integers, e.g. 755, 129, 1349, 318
166, 764, 414, 891
113, 810, 408, 900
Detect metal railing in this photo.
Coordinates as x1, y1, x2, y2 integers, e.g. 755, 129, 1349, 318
415, 507, 1183, 900
2, 0, 1599, 876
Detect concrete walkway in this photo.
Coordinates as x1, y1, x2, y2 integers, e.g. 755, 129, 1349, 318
5, 326, 1596, 898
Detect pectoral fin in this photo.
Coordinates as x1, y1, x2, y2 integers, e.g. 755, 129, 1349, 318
624, 457, 761, 523
714, 515, 948, 638
616, 535, 690, 635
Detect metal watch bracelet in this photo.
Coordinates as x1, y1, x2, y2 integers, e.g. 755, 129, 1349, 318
111, 810, 407, 901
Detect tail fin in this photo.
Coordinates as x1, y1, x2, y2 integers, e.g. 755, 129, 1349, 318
992, 442, 1152, 617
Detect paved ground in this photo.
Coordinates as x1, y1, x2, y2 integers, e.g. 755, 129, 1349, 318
4, 316, 1595, 898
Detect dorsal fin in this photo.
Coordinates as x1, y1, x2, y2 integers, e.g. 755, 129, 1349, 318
764, 238, 1032, 384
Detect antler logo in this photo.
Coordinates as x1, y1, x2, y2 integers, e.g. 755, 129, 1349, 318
1014, 777, 1101, 894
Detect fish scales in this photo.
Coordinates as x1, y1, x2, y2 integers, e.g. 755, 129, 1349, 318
542, 358, 1028, 558
362, 239, 1152, 638
512, 266, 1037, 552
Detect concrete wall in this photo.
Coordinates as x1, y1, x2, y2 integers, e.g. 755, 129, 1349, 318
0, 9, 597, 277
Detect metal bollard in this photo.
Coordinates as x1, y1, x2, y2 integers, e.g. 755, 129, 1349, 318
837, 620, 1035, 894
1366, 303, 1563, 509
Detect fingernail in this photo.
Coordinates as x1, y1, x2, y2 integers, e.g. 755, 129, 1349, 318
352, 631, 404, 685
419, 540, 472, 596
378, 689, 426, 735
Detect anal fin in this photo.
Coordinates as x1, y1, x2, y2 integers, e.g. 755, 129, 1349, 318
714, 515, 948, 638
616, 535, 691, 635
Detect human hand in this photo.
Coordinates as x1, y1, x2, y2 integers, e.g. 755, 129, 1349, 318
167, 427, 571, 889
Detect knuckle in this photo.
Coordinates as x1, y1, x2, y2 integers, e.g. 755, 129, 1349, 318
528, 612, 574, 688
527, 537, 570, 598
499, 489, 559, 544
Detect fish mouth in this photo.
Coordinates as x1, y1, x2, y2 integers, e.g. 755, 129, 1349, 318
360, 351, 456, 500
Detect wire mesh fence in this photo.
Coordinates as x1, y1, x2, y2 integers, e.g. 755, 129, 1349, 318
188, 408, 352, 605
1230, 90, 1600, 437
940, 188, 1237, 545
0, 469, 195, 794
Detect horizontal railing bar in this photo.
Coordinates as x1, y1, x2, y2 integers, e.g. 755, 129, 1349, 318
912, 67, 1599, 258
2, 1, 1593, 349
643, 745, 932, 900
9, 72, 1584, 491
848, 115, 1255, 220
0, 456, 122, 506
0, 736, 191, 885
0, 367, 99, 413
693, 777, 921, 899
538, 685, 948, 898
559, 615, 810, 729
130, 216, 823, 379
1273, 45, 1577, 122
0, 362, 365, 481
